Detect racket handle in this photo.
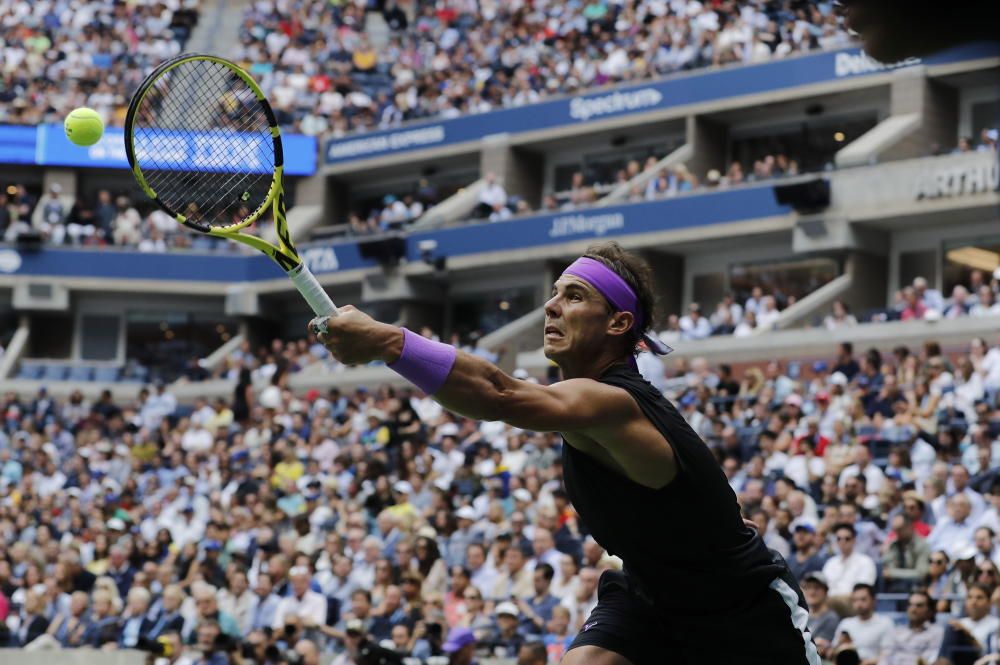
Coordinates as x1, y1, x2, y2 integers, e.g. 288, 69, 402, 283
288, 262, 338, 321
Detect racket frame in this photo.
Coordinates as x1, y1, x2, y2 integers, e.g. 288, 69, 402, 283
124, 53, 337, 320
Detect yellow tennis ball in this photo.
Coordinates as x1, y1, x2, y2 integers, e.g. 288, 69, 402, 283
64, 107, 104, 146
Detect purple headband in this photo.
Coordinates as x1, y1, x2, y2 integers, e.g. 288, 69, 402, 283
563, 257, 673, 356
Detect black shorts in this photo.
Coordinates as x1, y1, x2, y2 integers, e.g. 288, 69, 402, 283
566, 569, 821, 665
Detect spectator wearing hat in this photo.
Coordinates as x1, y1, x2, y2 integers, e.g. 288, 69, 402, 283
881, 514, 930, 594
822, 524, 877, 600
831, 584, 893, 665
802, 572, 839, 655
487, 601, 526, 657
879, 591, 943, 665
444, 506, 482, 569
442, 626, 478, 665
939, 543, 980, 615
788, 522, 828, 582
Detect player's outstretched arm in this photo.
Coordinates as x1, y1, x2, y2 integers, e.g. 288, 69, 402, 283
313, 307, 632, 433
430, 350, 633, 432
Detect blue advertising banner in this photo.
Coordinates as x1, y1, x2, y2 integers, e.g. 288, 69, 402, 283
0, 185, 790, 283
324, 42, 1000, 166
0, 126, 40, 165
0, 125, 318, 176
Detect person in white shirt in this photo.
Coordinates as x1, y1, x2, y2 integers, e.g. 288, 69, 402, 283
478, 172, 507, 216
272, 567, 327, 630
838, 445, 886, 496
821, 523, 877, 598
832, 584, 894, 665
927, 493, 978, 554
941, 583, 999, 660
755, 295, 781, 330
678, 303, 712, 340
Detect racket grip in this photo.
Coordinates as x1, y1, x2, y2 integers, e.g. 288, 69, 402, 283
288, 263, 338, 331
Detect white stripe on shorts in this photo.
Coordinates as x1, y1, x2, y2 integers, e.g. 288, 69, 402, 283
769, 577, 822, 665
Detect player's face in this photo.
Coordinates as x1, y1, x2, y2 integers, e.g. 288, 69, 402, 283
543, 276, 615, 363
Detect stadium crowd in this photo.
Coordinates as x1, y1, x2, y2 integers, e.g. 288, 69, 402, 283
2, 319, 1000, 664
655, 268, 1000, 344
237, 0, 853, 138
0, 0, 200, 127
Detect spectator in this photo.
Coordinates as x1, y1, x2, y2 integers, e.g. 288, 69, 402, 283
802, 572, 840, 656
825, 300, 858, 330
879, 591, 944, 665
882, 514, 930, 593
487, 601, 526, 657
478, 173, 508, 219
822, 524, 877, 599
679, 303, 712, 340
787, 522, 829, 582
913, 277, 945, 313
927, 494, 979, 554
831, 584, 894, 665
517, 563, 560, 635
442, 625, 477, 665
938, 583, 997, 663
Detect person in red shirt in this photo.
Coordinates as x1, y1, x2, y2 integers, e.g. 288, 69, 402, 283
886, 493, 932, 542
900, 287, 927, 321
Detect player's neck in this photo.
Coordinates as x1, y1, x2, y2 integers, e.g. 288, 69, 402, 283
559, 352, 629, 381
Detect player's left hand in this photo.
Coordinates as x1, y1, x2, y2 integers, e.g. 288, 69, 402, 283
310, 305, 401, 366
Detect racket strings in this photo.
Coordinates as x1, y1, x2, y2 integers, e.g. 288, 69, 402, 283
131, 58, 276, 230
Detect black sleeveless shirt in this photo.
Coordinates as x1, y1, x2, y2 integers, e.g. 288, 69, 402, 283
561, 362, 784, 620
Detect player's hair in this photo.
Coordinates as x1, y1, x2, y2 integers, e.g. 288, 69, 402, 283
832, 523, 856, 537
582, 241, 656, 354
851, 583, 875, 598
970, 582, 993, 598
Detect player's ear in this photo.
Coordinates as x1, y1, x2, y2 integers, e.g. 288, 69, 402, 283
607, 311, 634, 338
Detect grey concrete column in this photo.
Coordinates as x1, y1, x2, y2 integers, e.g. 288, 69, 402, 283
841, 251, 890, 319
882, 68, 958, 161
480, 136, 545, 209
685, 115, 728, 181
641, 250, 684, 328
41, 169, 77, 198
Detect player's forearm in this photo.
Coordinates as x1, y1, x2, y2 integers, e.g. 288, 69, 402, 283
433, 351, 516, 423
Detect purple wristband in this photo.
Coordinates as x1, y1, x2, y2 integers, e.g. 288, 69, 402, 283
388, 328, 457, 395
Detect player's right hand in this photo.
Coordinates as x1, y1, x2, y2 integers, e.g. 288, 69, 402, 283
309, 305, 403, 366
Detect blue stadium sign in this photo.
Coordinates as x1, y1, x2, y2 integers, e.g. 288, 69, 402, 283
0, 125, 318, 176
324, 42, 1000, 166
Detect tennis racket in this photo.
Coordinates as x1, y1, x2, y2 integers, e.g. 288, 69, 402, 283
124, 53, 337, 329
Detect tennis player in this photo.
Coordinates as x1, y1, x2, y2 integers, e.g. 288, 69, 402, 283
313, 242, 820, 665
